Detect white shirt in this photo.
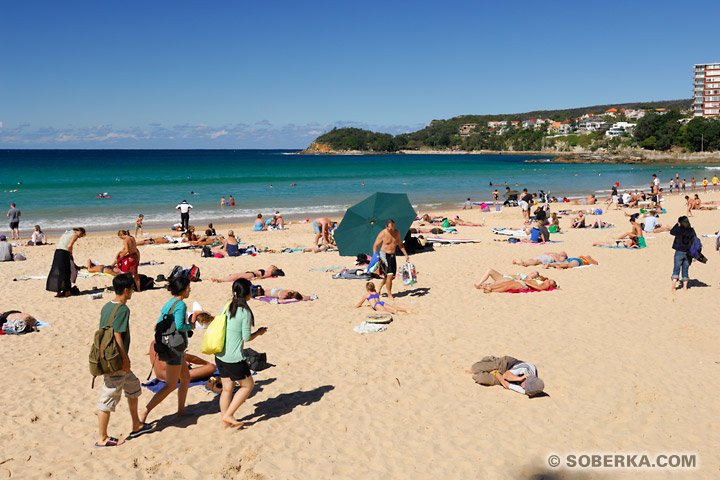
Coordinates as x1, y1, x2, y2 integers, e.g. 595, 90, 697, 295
176, 203, 193, 213
653, 178, 660, 186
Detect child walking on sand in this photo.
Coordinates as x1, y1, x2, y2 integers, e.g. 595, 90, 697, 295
135, 214, 143, 238
355, 282, 411, 314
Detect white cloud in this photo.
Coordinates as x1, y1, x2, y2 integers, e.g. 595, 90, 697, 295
0, 120, 420, 149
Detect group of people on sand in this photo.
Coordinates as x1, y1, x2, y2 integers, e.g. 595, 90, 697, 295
94, 273, 268, 447
253, 212, 285, 231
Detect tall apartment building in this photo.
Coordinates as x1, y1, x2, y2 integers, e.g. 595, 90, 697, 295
694, 63, 720, 117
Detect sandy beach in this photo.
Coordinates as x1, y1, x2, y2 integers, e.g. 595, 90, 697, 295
1, 192, 719, 479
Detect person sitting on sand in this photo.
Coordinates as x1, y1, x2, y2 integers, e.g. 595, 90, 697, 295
149, 340, 216, 383
182, 226, 198, 242
466, 355, 545, 397
640, 212, 671, 233
691, 194, 717, 210
211, 265, 284, 283
570, 212, 586, 229
524, 220, 549, 243
273, 211, 285, 229
512, 251, 568, 267
593, 214, 644, 248
28, 225, 47, 246
550, 213, 561, 232
474, 270, 557, 293
212, 230, 240, 257
543, 255, 599, 269
254, 214, 266, 231
355, 281, 411, 314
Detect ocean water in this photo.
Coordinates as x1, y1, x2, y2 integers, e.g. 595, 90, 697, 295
0, 149, 715, 234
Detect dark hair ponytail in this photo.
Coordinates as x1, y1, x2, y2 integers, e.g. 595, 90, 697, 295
167, 275, 190, 296
229, 278, 254, 326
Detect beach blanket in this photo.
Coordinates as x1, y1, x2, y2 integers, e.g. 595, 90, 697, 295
492, 228, 528, 236
595, 245, 645, 249
506, 287, 558, 294
13, 275, 47, 281
425, 237, 480, 244
142, 368, 219, 393
78, 271, 113, 278
309, 265, 348, 272
255, 296, 315, 304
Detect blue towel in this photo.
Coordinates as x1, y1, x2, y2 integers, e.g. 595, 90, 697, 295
142, 368, 219, 393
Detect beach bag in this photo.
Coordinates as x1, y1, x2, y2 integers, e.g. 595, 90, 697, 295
508, 237, 521, 243
168, 265, 184, 280
184, 265, 201, 282
202, 302, 230, 355
201, 245, 213, 258
243, 348, 268, 371
154, 300, 185, 361
401, 262, 417, 286
89, 304, 123, 384
251, 284, 265, 298
688, 235, 707, 263
138, 274, 154, 291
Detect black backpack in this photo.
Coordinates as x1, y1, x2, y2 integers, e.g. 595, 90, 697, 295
201, 245, 213, 257
154, 300, 186, 361
168, 265, 184, 280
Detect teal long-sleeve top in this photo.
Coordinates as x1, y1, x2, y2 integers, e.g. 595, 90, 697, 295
157, 298, 192, 348
215, 307, 252, 363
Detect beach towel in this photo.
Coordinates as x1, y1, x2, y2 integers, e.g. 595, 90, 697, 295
309, 265, 348, 272
13, 275, 48, 281
142, 368, 219, 393
506, 287, 558, 294
425, 237, 480, 244
492, 228, 528, 237
595, 245, 645, 249
255, 295, 316, 304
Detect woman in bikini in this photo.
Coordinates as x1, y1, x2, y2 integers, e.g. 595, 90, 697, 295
268, 287, 315, 301
478, 275, 557, 294
211, 265, 284, 283
542, 256, 598, 269
473, 267, 543, 289
355, 282, 410, 314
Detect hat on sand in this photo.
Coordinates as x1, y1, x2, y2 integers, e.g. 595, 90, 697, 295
0, 235, 6, 241
524, 375, 544, 397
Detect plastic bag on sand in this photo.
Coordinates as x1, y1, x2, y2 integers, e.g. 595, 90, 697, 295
353, 321, 386, 334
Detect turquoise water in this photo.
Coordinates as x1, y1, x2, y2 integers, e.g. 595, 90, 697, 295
0, 150, 715, 234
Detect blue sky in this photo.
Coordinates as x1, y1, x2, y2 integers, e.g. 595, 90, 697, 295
1, 0, 718, 148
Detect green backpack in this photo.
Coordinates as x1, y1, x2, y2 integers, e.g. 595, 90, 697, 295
89, 304, 123, 386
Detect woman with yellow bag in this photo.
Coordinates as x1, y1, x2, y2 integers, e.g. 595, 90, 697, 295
214, 278, 267, 429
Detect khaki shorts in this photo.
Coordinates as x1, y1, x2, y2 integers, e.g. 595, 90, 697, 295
97, 370, 142, 412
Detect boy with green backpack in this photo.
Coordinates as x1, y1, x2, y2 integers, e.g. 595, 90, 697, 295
93, 273, 154, 446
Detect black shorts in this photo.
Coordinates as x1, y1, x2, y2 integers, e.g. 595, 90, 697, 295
380, 252, 397, 276
9, 221, 18, 229
215, 357, 251, 381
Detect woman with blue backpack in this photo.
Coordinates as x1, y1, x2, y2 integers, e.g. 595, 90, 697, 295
139, 275, 195, 424
670, 216, 697, 292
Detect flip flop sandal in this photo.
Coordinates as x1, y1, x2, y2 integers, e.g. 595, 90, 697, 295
127, 422, 155, 440
95, 436, 121, 447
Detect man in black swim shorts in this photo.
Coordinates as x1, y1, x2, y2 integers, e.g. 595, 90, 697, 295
372, 219, 410, 300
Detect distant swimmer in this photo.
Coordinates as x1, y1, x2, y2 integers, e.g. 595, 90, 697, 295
290, 183, 297, 187
361, 182, 365, 186
270, 184, 273, 188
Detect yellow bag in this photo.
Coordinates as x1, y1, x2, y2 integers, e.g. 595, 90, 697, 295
201, 302, 230, 355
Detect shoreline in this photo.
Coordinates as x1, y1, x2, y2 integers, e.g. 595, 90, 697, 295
300, 144, 720, 163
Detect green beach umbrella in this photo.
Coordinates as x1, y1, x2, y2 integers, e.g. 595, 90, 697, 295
334, 192, 417, 257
